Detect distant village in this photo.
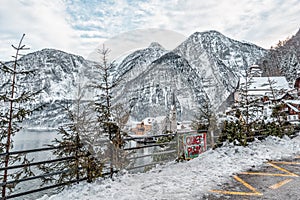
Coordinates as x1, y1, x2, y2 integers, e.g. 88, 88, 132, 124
127, 65, 300, 136
127, 94, 190, 136
231, 65, 300, 124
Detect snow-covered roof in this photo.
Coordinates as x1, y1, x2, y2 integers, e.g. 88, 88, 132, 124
286, 103, 300, 112
283, 100, 300, 105
177, 121, 193, 131
240, 76, 290, 96
274, 92, 289, 100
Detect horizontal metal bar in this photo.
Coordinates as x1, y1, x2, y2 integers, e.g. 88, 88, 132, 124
0, 168, 84, 187
123, 141, 176, 151
124, 133, 176, 141
126, 162, 164, 171
0, 145, 76, 157
0, 156, 75, 171
127, 150, 177, 160
4, 178, 88, 199
101, 170, 119, 177
124, 131, 207, 141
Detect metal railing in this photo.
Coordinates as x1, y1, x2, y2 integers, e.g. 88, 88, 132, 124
1, 131, 208, 199
0, 145, 87, 200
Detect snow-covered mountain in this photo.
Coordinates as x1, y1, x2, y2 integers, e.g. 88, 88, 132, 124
112, 42, 168, 83
1, 30, 270, 126
113, 31, 268, 120
174, 31, 267, 108
114, 51, 209, 120
1, 49, 96, 127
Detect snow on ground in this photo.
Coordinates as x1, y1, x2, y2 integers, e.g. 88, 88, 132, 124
39, 135, 300, 200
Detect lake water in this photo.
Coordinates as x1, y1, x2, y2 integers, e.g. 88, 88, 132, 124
14, 129, 59, 151
7, 129, 60, 200
5, 129, 176, 199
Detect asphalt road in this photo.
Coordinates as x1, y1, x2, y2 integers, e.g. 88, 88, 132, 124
206, 156, 300, 200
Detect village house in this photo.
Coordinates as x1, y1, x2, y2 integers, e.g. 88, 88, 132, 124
280, 100, 300, 123
130, 119, 153, 135
130, 113, 178, 136
235, 76, 291, 103
230, 64, 300, 125
130, 92, 178, 135
231, 65, 300, 123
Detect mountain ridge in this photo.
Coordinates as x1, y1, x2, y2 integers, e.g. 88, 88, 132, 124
113, 30, 268, 120
3, 29, 297, 125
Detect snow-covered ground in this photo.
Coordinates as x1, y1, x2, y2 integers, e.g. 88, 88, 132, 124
39, 134, 300, 200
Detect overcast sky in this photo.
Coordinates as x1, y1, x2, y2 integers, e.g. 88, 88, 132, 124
0, 0, 299, 61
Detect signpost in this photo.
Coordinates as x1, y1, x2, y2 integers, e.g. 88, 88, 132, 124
182, 132, 206, 160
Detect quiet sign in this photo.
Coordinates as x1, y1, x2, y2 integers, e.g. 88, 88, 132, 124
183, 133, 207, 159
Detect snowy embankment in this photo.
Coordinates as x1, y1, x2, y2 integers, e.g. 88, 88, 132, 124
40, 135, 300, 200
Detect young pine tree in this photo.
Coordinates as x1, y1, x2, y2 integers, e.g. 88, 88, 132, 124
0, 34, 43, 197
91, 46, 128, 178
38, 82, 104, 186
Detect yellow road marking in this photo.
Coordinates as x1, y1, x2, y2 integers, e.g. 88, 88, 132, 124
269, 179, 293, 190
210, 175, 263, 196
239, 172, 295, 177
271, 161, 300, 165
211, 160, 299, 197
210, 190, 262, 196
234, 175, 261, 193
240, 162, 298, 177
268, 162, 299, 177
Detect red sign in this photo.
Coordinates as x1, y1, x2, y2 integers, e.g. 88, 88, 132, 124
183, 133, 206, 159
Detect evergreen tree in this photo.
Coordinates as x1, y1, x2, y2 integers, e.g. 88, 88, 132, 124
192, 101, 212, 130
0, 34, 43, 197
218, 69, 294, 147
90, 45, 128, 177
192, 101, 220, 148
237, 69, 263, 137
39, 83, 103, 186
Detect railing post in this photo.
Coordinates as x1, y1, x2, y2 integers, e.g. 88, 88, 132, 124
176, 132, 180, 159
2, 181, 6, 200
210, 130, 215, 148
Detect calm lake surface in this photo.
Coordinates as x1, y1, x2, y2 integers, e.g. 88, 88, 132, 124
7, 129, 174, 199
9, 129, 60, 200
14, 129, 59, 151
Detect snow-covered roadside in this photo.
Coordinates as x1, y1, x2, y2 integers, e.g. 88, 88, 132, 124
39, 135, 300, 200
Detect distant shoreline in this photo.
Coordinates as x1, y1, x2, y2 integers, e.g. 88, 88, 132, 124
23, 127, 57, 132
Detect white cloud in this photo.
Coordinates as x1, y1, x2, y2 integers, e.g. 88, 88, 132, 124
87, 28, 187, 61
0, 0, 82, 61
0, 0, 299, 61
135, 0, 300, 48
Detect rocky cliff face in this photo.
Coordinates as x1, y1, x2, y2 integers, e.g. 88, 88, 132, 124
173, 30, 267, 109
112, 42, 168, 83
1, 49, 96, 127
113, 31, 268, 120
114, 51, 209, 120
